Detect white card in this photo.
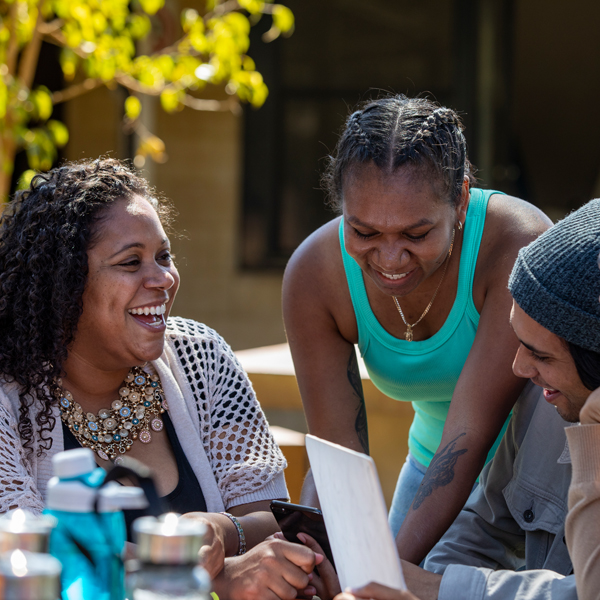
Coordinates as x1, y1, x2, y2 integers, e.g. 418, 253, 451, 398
305, 434, 406, 591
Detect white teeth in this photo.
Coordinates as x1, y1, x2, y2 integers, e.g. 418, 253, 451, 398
128, 304, 166, 316
382, 272, 408, 280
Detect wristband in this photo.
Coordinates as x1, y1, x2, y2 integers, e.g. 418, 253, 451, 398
220, 511, 246, 555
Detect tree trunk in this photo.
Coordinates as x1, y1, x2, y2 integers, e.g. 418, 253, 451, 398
0, 131, 17, 203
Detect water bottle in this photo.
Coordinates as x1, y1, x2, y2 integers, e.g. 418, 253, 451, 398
43, 448, 146, 600
0, 549, 62, 600
128, 513, 211, 600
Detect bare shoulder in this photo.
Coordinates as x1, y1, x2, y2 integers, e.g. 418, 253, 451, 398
475, 193, 553, 294
485, 193, 552, 249
283, 216, 345, 301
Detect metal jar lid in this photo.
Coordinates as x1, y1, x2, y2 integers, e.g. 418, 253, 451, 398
133, 513, 206, 565
0, 550, 61, 600
0, 510, 56, 554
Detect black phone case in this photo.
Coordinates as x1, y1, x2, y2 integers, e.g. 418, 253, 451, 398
270, 501, 336, 569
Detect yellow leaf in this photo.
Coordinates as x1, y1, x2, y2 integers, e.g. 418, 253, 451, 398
139, 0, 164, 16
160, 89, 180, 113
17, 169, 36, 191
272, 5, 294, 34
47, 120, 69, 147
33, 88, 53, 121
124, 96, 141, 120
242, 56, 255, 71
181, 8, 199, 33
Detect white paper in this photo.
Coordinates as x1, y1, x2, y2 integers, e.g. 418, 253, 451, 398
305, 434, 406, 591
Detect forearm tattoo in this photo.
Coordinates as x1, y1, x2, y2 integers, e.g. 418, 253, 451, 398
412, 433, 467, 510
347, 350, 369, 454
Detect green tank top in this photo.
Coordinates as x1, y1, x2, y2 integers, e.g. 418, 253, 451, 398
339, 188, 510, 468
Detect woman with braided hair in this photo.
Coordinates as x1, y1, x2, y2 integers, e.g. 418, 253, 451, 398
0, 158, 326, 600
283, 94, 552, 565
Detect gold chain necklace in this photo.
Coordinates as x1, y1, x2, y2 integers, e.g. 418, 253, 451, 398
393, 228, 455, 342
57, 365, 167, 464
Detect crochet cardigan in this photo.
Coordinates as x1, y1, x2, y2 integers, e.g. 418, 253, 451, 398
0, 317, 288, 514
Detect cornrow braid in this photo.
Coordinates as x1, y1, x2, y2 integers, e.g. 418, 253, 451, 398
323, 95, 476, 212
0, 158, 174, 457
348, 111, 370, 147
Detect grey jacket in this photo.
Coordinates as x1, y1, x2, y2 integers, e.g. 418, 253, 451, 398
424, 381, 577, 600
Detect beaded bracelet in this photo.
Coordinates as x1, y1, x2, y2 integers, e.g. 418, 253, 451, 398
220, 512, 247, 555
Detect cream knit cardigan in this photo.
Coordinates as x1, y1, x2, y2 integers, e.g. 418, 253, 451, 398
0, 318, 288, 514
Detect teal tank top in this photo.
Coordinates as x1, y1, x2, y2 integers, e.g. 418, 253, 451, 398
339, 188, 510, 468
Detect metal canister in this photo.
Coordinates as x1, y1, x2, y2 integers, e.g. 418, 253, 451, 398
0, 550, 61, 600
129, 513, 210, 599
0, 510, 56, 554
133, 512, 207, 565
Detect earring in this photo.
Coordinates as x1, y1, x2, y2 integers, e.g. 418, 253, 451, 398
457, 221, 463, 231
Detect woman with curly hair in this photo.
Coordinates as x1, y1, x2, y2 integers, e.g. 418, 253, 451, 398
0, 158, 320, 600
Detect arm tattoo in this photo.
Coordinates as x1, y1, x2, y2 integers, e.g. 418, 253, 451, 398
347, 350, 369, 454
412, 433, 467, 510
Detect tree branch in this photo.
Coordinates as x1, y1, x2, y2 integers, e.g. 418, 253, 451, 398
6, 2, 19, 77
204, 0, 241, 20
18, 0, 45, 89
52, 78, 106, 104
181, 94, 241, 114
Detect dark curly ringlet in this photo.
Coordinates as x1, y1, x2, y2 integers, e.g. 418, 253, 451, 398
323, 94, 477, 212
0, 158, 174, 457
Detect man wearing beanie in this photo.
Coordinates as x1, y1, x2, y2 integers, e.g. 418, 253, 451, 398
390, 199, 600, 600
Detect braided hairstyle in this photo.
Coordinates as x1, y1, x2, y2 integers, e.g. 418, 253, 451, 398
0, 158, 173, 456
324, 95, 476, 211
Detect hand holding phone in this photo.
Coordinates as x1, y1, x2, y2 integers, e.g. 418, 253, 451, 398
270, 500, 336, 569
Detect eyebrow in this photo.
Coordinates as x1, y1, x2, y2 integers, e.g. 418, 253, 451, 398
346, 216, 435, 230
516, 336, 553, 358
108, 238, 169, 259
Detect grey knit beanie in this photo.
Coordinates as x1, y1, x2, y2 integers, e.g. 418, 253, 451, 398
508, 198, 600, 352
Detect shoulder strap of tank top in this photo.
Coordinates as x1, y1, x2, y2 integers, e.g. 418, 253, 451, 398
338, 219, 373, 346
459, 188, 503, 320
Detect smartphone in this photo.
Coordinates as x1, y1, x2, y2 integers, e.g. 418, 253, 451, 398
270, 500, 336, 569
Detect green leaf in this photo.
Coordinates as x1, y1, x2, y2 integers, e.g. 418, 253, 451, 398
124, 96, 142, 120
211, 594, 219, 600
47, 120, 69, 147
272, 5, 294, 34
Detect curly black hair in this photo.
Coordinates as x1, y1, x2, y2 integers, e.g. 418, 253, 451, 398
323, 94, 477, 212
0, 158, 174, 456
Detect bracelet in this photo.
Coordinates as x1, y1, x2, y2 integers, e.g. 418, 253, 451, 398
220, 511, 246, 555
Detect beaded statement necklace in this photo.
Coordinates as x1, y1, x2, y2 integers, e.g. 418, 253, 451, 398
57, 365, 167, 464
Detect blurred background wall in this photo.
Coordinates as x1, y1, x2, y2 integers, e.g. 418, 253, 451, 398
32, 0, 599, 351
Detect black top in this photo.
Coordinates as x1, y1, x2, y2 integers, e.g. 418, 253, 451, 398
62, 410, 208, 541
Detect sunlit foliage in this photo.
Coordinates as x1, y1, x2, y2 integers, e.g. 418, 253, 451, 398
0, 0, 294, 199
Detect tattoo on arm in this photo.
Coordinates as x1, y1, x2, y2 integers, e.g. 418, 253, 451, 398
412, 433, 467, 510
347, 350, 369, 454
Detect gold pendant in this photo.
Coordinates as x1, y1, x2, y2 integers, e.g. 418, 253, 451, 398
405, 326, 413, 342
